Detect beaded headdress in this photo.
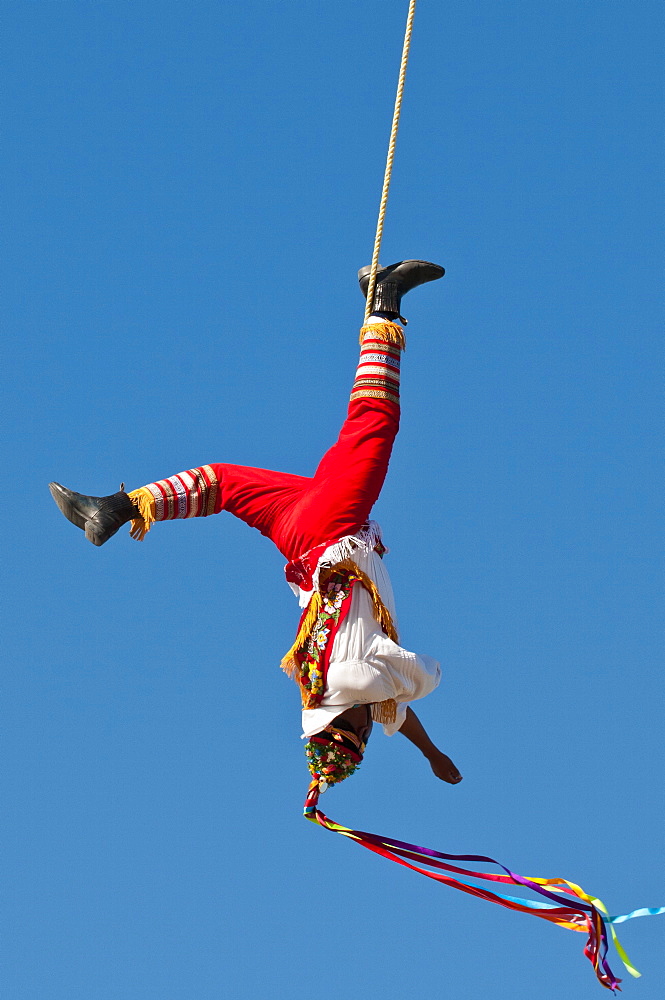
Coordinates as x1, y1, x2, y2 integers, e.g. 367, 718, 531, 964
303, 723, 366, 809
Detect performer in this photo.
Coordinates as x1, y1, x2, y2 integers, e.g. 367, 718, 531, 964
49, 260, 462, 794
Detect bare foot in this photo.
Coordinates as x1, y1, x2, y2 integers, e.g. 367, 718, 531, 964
428, 749, 462, 784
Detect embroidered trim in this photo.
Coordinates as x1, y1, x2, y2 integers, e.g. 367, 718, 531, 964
350, 388, 400, 404
350, 332, 402, 405
281, 559, 399, 710
200, 465, 219, 516
128, 465, 220, 539
281, 568, 358, 709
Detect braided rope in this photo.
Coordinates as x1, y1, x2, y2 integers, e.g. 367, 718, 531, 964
364, 0, 418, 322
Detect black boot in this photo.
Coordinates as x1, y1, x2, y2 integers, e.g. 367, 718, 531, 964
358, 259, 445, 321
49, 482, 138, 546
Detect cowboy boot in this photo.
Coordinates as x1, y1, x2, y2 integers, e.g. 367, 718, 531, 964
49, 481, 138, 546
358, 259, 445, 321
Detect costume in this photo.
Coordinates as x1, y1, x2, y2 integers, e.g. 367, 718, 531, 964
127, 321, 441, 736
294, 523, 440, 738
48, 268, 663, 989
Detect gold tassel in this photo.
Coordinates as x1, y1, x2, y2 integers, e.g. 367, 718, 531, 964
371, 699, 397, 724
127, 487, 156, 541
359, 321, 406, 351
280, 591, 323, 678
335, 558, 399, 643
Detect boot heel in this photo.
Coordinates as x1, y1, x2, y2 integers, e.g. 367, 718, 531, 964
85, 521, 107, 546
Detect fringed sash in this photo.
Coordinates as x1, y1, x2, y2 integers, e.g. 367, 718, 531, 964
281, 560, 398, 710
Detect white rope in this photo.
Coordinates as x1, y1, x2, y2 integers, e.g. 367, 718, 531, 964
364, 0, 418, 322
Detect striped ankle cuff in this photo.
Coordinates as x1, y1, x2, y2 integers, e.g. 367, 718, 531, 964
351, 326, 402, 405
128, 465, 219, 539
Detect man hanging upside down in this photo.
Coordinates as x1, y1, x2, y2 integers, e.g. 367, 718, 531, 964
49, 260, 462, 797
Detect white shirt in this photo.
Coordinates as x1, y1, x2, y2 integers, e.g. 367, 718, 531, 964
294, 525, 441, 738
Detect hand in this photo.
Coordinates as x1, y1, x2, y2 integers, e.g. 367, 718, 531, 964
427, 749, 462, 784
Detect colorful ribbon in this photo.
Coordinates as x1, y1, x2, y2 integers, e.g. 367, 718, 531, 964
304, 795, 664, 992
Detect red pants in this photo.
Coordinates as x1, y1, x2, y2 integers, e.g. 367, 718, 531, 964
209, 392, 399, 562
135, 328, 403, 566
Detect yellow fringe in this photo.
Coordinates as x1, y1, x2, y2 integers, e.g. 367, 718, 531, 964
359, 321, 406, 351
281, 559, 399, 698
127, 487, 156, 541
280, 591, 323, 678
334, 558, 400, 643
371, 699, 397, 725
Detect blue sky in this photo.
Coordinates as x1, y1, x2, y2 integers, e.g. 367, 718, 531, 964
4, 2, 663, 998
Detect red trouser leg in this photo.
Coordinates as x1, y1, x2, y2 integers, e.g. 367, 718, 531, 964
267, 392, 399, 559
131, 326, 402, 561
